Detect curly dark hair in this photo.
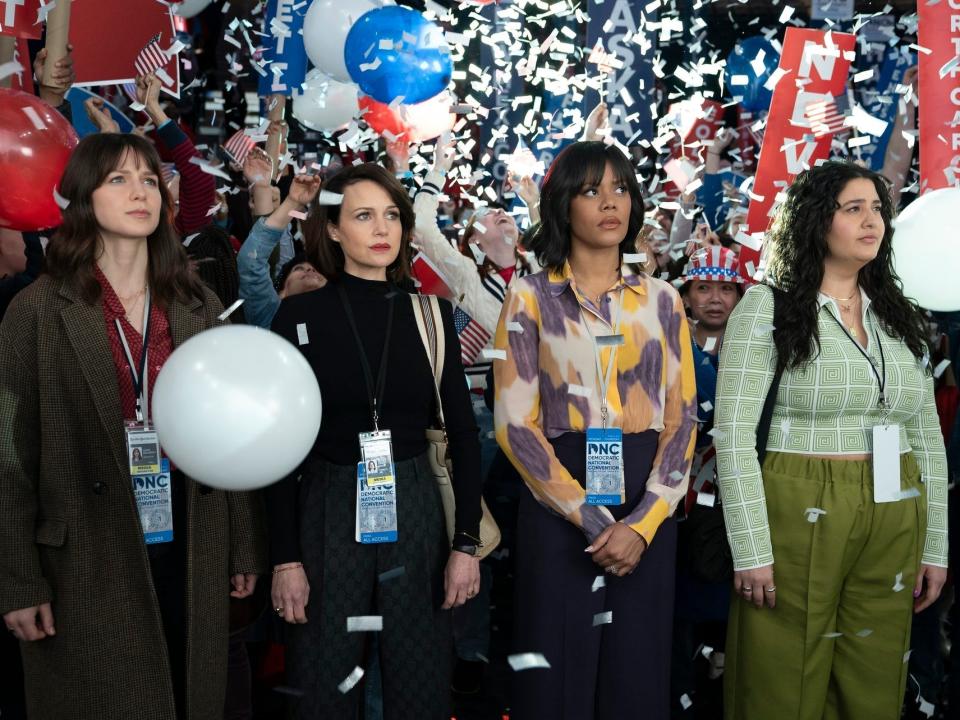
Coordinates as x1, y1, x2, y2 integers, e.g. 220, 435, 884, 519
527, 141, 646, 275
765, 160, 929, 372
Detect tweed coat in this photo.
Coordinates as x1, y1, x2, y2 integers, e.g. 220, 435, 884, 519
0, 275, 268, 719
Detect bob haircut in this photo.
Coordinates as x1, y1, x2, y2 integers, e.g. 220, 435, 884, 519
303, 163, 413, 283
527, 141, 646, 275
45, 133, 204, 308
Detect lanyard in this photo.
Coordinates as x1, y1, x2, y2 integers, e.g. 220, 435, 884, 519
826, 308, 888, 410
337, 284, 395, 431
116, 288, 153, 423
578, 288, 625, 429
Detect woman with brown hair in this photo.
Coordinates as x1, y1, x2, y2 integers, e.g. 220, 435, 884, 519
0, 132, 266, 719
266, 163, 484, 719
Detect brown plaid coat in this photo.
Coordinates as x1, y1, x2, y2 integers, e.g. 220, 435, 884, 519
0, 275, 268, 719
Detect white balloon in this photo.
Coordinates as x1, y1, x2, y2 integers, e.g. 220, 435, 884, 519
892, 187, 960, 312
152, 325, 322, 490
303, 0, 381, 83
173, 0, 213, 19
293, 69, 359, 132
402, 90, 457, 142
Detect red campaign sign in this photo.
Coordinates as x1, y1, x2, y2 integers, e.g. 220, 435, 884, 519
68, 0, 180, 97
0, 0, 42, 39
738, 27, 855, 279
669, 99, 724, 162
918, 1, 960, 192
411, 253, 455, 301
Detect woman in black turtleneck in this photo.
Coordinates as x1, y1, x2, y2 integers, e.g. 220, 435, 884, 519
266, 163, 482, 718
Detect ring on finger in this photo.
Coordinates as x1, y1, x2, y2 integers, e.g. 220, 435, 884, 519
764, 586, 776, 593
741, 586, 753, 592
274, 606, 284, 615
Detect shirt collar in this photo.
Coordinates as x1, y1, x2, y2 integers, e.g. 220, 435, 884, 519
94, 264, 127, 321
547, 259, 648, 298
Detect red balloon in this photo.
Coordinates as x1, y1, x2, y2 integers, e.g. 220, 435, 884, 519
0, 89, 79, 231
359, 95, 410, 139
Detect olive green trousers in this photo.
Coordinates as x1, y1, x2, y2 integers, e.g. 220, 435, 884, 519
724, 452, 926, 720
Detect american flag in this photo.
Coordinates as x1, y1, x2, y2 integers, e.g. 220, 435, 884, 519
453, 307, 491, 368
135, 34, 168, 77
803, 97, 848, 138
223, 130, 257, 166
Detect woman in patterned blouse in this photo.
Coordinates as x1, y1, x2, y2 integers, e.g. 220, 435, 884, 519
493, 141, 697, 720
715, 161, 948, 720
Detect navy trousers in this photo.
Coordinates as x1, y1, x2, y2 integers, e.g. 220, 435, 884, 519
512, 431, 677, 720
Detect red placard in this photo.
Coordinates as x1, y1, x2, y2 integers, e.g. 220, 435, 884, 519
738, 28, 855, 279
68, 0, 180, 96
918, 1, 960, 192
411, 253, 455, 300
8, 36, 34, 93
669, 99, 723, 162
0, 0, 42, 39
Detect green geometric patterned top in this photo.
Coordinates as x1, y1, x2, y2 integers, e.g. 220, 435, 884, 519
715, 284, 949, 570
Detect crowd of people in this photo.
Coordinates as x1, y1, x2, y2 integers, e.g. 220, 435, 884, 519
0, 29, 957, 720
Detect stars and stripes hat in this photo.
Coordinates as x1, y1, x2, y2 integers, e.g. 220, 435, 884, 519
682, 246, 744, 284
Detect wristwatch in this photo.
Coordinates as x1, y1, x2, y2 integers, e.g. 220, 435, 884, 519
452, 543, 480, 557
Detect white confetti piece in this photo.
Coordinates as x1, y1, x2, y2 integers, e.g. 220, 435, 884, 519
188, 157, 232, 181
855, 629, 873, 638
508, 653, 551, 671
21, 106, 46, 131
669, 470, 685, 482
932, 358, 950, 379
481, 349, 506, 361
591, 575, 606, 592
893, 573, 905, 592
898, 487, 921, 500
778, 6, 795, 22
0, 61, 23, 82
853, 69, 874, 83
700, 400, 714, 412
623, 252, 647, 264
918, 696, 935, 717
706, 428, 726, 440
822, 632, 843, 638
568, 384, 592, 398
805, 507, 827, 523
52, 187, 70, 210
680, 693, 693, 710
903, 649, 912, 663
592, 611, 613, 626
701, 336, 717, 353
347, 616, 383, 632
378, 566, 405, 583
217, 299, 244, 321
780, 418, 792, 437
753, 323, 776, 337
696, 492, 716, 507
317, 190, 344, 206
129, 101, 146, 112
506, 321, 525, 333
296, 323, 309, 346
337, 666, 364, 694
288, 209, 307, 221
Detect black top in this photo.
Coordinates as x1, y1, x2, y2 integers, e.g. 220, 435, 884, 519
266, 272, 482, 565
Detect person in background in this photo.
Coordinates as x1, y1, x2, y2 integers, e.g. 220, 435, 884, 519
670, 246, 745, 716
714, 160, 948, 720
0, 132, 265, 719
494, 140, 697, 719
267, 163, 482, 719
237, 163, 326, 329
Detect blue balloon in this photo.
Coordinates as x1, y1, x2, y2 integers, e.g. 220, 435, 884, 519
344, 6, 452, 105
724, 36, 781, 113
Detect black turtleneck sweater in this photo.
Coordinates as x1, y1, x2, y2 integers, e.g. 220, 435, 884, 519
266, 272, 482, 565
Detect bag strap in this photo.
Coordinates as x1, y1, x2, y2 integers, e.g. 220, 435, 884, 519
410, 294, 447, 432
755, 286, 785, 467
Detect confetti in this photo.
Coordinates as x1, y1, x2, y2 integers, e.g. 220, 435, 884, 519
932, 358, 951, 379
623, 252, 647, 264
568, 384, 592, 398
347, 616, 383, 632
696, 492, 716, 507
892, 572, 905, 592
317, 190, 344, 206
53, 187, 70, 210
508, 653, 551, 671
822, 632, 843, 638
680, 693, 693, 710
592, 611, 613, 626
21, 107, 46, 131
217, 299, 244, 321
805, 507, 827, 523
701, 336, 717, 353
506, 321, 525, 333
481, 349, 507, 361
591, 575, 606, 592
378, 566, 405, 583
337, 666, 364, 694
288, 209, 307, 221
855, 629, 873, 638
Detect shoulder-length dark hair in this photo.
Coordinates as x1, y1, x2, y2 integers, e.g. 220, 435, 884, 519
765, 160, 928, 371
303, 163, 413, 283
526, 141, 646, 274
45, 133, 205, 308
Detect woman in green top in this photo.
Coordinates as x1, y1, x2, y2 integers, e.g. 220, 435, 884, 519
714, 161, 947, 720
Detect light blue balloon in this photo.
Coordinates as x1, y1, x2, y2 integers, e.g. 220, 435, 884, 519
344, 6, 452, 105
724, 36, 780, 113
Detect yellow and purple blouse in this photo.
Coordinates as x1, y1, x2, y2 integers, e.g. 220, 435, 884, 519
493, 260, 698, 544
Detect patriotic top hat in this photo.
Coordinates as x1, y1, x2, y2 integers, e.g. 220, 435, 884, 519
682, 246, 744, 283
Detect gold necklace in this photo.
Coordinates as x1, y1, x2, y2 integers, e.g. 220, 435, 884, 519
822, 289, 858, 312
116, 285, 147, 304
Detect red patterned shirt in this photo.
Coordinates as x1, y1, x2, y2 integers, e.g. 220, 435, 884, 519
94, 266, 174, 423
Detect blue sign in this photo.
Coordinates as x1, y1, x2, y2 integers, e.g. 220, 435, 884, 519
257, 0, 309, 97
65, 87, 136, 138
